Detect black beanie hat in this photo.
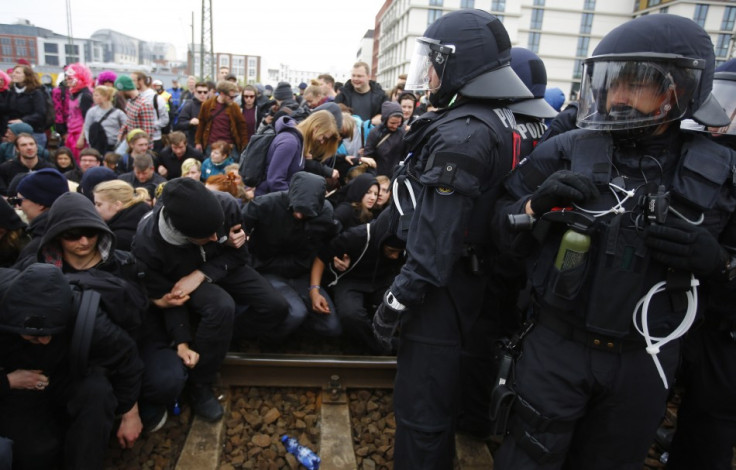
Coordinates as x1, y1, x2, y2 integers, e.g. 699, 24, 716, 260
0, 198, 25, 230
17, 168, 69, 207
345, 173, 378, 203
273, 82, 293, 101
162, 178, 224, 238
78, 166, 117, 201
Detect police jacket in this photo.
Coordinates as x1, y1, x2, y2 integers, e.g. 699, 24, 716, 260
514, 113, 547, 160
388, 99, 518, 306
494, 126, 736, 337
242, 172, 338, 278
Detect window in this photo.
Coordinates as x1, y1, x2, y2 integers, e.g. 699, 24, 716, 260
44, 43, 58, 53
2, 45, 12, 56
715, 33, 730, 57
45, 55, 59, 66
722, 6, 736, 31
64, 44, 79, 55
530, 9, 544, 30
219, 56, 229, 67
428, 9, 443, 24
492, 0, 505, 12
573, 59, 583, 80
576, 36, 590, 57
0, 38, 10, 45
14, 38, 26, 46
497, 14, 505, 23
460, 0, 474, 8
429, 0, 443, 5
649, 0, 661, 6
693, 4, 709, 28
580, 13, 593, 34
533, 0, 545, 5
16, 47, 26, 56
583, 0, 595, 9
660, 7, 669, 14
528, 32, 541, 53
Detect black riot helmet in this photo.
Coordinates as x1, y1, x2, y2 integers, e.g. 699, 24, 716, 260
404, 9, 532, 108
508, 47, 558, 119
577, 14, 729, 132
682, 59, 736, 136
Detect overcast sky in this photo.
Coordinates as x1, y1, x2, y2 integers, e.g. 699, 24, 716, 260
3, 0, 385, 75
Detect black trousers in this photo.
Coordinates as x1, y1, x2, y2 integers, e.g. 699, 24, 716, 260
225, 265, 290, 340
0, 368, 116, 470
333, 278, 386, 354
393, 265, 495, 470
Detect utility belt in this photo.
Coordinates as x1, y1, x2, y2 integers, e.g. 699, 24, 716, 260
535, 308, 646, 354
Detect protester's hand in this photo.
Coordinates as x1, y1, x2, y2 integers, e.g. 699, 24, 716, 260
158, 165, 168, 177
644, 218, 727, 276
7, 369, 49, 391
226, 224, 246, 249
117, 403, 142, 448
333, 254, 351, 272
171, 270, 206, 298
359, 157, 376, 168
190, 118, 199, 126
176, 343, 200, 368
309, 288, 331, 314
529, 170, 599, 216
151, 292, 190, 308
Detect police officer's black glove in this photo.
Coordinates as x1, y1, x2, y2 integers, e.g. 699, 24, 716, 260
644, 218, 727, 276
529, 170, 600, 216
372, 291, 406, 353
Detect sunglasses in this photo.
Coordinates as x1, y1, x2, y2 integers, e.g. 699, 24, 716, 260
59, 228, 99, 241
7, 196, 23, 206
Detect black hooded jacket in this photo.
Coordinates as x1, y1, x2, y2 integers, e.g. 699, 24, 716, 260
333, 173, 378, 232
242, 172, 338, 277
107, 202, 151, 252
0, 263, 143, 415
364, 101, 406, 177
334, 80, 387, 122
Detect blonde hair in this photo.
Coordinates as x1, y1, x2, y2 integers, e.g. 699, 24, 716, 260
94, 85, 115, 103
297, 110, 340, 162
93, 179, 148, 209
341, 113, 355, 140
181, 158, 202, 174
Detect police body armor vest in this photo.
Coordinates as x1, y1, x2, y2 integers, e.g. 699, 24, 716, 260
390, 102, 518, 248
534, 131, 735, 338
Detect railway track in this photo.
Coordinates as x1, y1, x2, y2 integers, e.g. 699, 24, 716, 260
172, 352, 494, 470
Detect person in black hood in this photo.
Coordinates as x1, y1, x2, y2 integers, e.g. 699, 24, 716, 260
310, 209, 405, 353
0, 197, 29, 267
133, 177, 288, 422
363, 101, 406, 178
0, 263, 143, 469
492, 15, 736, 469
242, 171, 341, 341
332, 173, 379, 232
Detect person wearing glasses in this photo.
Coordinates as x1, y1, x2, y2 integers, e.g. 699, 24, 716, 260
195, 80, 248, 160
240, 84, 259, 138
175, 81, 209, 147
9, 168, 69, 263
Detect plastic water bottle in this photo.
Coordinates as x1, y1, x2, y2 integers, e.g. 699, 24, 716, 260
281, 435, 320, 470
172, 399, 181, 416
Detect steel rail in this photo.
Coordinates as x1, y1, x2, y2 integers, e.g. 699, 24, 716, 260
219, 353, 397, 389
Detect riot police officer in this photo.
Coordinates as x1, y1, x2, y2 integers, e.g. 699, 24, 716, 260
371, 9, 533, 468
492, 15, 736, 469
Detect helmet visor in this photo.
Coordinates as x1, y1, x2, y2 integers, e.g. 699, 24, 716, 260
577, 57, 702, 131
404, 37, 455, 92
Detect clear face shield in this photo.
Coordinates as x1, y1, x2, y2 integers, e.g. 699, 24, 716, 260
577, 56, 702, 131
682, 74, 736, 135
404, 37, 455, 93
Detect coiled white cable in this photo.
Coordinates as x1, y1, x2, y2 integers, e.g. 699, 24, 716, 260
573, 182, 636, 218
632, 274, 699, 389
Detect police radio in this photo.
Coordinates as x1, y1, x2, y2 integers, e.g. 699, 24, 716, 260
645, 184, 670, 225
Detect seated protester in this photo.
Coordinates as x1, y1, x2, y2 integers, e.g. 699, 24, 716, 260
373, 174, 391, 214
156, 131, 204, 180
363, 101, 406, 178
0, 133, 54, 197
205, 173, 251, 206
64, 148, 102, 184
78, 166, 117, 202
309, 209, 405, 353
302, 103, 345, 187
93, 180, 152, 251
118, 129, 156, 175
52, 146, 78, 174
0, 263, 144, 469
242, 172, 341, 341
132, 178, 288, 421
0, 198, 30, 267
0, 122, 51, 165
10, 168, 69, 263
103, 151, 122, 173
200, 140, 234, 182
119, 153, 167, 201
398, 91, 419, 131
181, 157, 202, 181
332, 173, 379, 232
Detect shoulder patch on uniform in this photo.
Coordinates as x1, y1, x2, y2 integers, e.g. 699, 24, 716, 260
436, 186, 455, 196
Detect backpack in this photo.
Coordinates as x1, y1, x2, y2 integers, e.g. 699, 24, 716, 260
87, 109, 115, 154
152, 94, 172, 135
238, 124, 277, 187
43, 87, 55, 130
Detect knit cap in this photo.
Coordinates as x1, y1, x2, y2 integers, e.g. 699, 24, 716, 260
17, 168, 69, 207
161, 178, 224, 238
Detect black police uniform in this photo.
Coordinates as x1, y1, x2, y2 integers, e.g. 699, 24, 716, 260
388, 99, 517, 467
492, 126, 736, 469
